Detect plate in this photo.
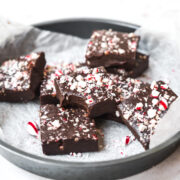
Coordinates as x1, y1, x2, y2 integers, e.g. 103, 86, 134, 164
0, 18, 179, 180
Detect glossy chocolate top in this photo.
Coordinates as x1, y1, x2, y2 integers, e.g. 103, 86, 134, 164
118, 80, 177, 148
86, 29, 139, 62
0, 52, 43, 92
40, 104, 98, 144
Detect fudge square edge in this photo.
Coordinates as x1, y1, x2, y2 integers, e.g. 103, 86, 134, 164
0, 52, 46, 102
85, 29, 140, 68
40, 104, 99, 155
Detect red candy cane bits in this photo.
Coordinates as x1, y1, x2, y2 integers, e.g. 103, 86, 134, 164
27, 121, 39, 137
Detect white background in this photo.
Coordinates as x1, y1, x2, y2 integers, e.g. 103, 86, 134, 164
0, 0, 180, 179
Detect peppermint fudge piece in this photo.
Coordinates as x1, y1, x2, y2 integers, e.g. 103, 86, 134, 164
55, 67, 117, 118
118, 81, 178, 149
0, 52, 46, 102
106, 52, 149, 78
40, 104, 99, 155
86, 29, 140, 68
40, 63, 76, 105
97, 77, 149, 123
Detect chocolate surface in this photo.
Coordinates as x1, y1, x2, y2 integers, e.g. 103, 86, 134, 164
55, 66, 119, 118
40, 104, 99, 155
0, 52, 46, 102
99, 76, 149, 123
40, 63, 76, 105
106, 52, 149, 78
118, 81, 178, 149
86, 29, 139, 68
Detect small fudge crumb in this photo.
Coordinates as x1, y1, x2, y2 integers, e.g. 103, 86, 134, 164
40, 104, 99, 155
118, 81, 178, 149
0, 52, 46, 102
40, 63, 76, 105
86, 29, 139, 68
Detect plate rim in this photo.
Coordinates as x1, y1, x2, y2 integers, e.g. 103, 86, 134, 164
0, 132, 179, 167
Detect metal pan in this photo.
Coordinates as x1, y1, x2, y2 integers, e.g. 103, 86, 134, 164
0, 18, 180, 180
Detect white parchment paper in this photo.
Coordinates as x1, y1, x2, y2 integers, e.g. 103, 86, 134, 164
0, 18, 179, 162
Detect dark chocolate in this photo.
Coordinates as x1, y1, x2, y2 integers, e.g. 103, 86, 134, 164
118, 80, 178, 149
40, 63, 76, 105
55, 66, 118, 118
97, 77, 149, 123
0, 52, 46, 102
40, 104, 99, 155
86, 29, 140, 68
106, 52, 149, 78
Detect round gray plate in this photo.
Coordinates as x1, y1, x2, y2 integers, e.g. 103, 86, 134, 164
0, 18, 180, 180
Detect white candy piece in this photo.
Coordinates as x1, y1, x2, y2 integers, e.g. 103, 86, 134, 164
139, 124, 147, 132
118, 48, 125, 54
150, 81, 158, 90
151, 90, 160, 98
78, 81, 86, 88
76, 75, 83, 82
115, 111, 120, 117
152, 98, 159, 106
135, 102, 143, 110
147, 108, 157, 118
29, 53, 39, 59
51, 120, 60, 129
27, 121, 39, 137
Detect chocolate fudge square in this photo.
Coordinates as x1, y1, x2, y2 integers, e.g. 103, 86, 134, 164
55, 66, 117, 118
40, 63, 76, 105
118, 81, 178, 149
40, 104, 99, 155
0, 52, 46, 102
106, 52, 149, 78
86, 29, 140, 68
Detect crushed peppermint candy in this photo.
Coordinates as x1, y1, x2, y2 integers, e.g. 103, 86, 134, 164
135, 102, 143, 110
40, 63, 77, 99
40, 104, 98, 149
27, 121, 39, 137
0, 52, 40, 92
159, 98, 168, 110
86, 29, 139, 67
124, 136, 131, 145
118, 80, 177, 149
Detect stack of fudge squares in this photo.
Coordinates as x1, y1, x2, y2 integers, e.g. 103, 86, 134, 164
0, 29, 178, 155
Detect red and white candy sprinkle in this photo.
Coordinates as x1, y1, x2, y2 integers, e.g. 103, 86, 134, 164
151, 90, 159, 98
27, 121, 39, 137
124, 136, 131, 145
159, 98, 168, 110
135, 102, 143, 110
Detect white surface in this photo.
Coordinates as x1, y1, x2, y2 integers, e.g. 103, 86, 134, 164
0, 0, 180, 179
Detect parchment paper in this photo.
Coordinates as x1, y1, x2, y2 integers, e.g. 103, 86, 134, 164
0, 18, 179, 162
